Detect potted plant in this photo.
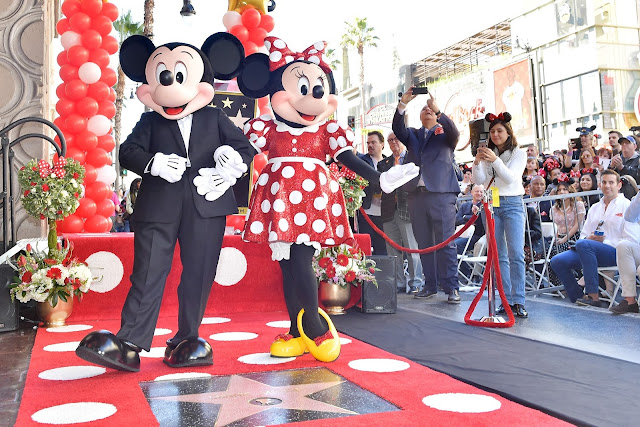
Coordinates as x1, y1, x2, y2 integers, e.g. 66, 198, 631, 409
312, 244, 378, 315
328, 162, 368, 217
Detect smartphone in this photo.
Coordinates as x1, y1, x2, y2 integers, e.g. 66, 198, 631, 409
478, 139, 488, 148
571, 137, 582, 150
412, 86, 429, 95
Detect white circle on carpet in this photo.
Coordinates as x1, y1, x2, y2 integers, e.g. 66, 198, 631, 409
348, 358, 410, 372
201, 317, 231, 325
238, 352, 295, 364
155, 372, 212, 381
44, 341, 80, 352
266, 320, 290, 328
140, 347, 165, 358
214, 248, 247, 286
39, 366, 106, 381
154, 328, 172, 336
31, 402, 116, 424
339, 337, 352, 345
210, 332, 258, 341
46, 324, 92, 333
85, 251, 124, 293
422, 393, 501, 413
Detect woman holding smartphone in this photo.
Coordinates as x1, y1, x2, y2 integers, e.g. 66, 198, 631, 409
473, 112, 528, 317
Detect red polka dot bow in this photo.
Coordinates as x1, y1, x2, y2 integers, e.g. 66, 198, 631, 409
556, 172, 569, 182
486, 113, 505, 122
37, 160, 52, 179
264, 37, 331, 74
37, 158, 66, 179
52, 157, 67, 178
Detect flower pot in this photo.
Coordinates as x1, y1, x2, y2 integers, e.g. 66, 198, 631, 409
37, 297, 74, 327
318, 280, 351, 315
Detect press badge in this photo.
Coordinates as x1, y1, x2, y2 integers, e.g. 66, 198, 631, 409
491, 187, 500, 207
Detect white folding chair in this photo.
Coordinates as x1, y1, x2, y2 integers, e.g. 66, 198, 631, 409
456, 224, 475, 286
597, 266, 620, 308
532, 223, 558, 292
459, 235, 487, 288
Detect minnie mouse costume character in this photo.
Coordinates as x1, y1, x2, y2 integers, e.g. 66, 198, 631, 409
237, 37, 418, 362
75, 33, 254, 372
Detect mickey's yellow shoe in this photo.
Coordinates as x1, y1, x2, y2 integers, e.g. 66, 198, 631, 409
297, 308, 341, 363
270, 333, 308, 358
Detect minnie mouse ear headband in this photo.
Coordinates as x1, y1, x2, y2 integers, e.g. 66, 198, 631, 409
580, 167, 598, 177
553, 172, 575, 187
542, 156, 561, 172
576, 125, 596, 135
485, 112, 512, 123
264, 37, 331, 74
461, 164, 472, 173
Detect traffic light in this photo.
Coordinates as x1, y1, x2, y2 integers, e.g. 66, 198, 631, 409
121, 168, 128, 176
347, 116, 355, 129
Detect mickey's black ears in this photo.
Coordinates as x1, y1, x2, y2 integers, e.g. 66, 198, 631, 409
201, 33, 245, 81
120, 35, 156, 83
589, 125, 597, 132
237, 53, 271, 98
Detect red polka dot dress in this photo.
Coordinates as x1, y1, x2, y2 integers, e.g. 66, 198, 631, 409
242, 116, 355, 256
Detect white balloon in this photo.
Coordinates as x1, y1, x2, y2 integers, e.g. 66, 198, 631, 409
95, 165, 117, 185
78, 62, 102, 84
87, 115, 111, 137
222, 11, 242, 30
60, 31, 81, 50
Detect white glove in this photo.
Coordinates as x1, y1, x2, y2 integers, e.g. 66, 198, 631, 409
150, 153, 187, 183
214, 145, 247, 185
193, 167, 231, 201
379, 162, 420, 193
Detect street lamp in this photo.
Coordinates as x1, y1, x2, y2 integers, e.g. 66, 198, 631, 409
180, 0, 196, 17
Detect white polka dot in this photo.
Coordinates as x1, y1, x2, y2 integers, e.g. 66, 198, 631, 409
85, 251, 124, 293
215, 247, 248, 286
308, 56, 320, 65
302, 179, 316, 192
154, 328, 172, 336
336, 225, 344, 237
308, 49, 318, 54
249, 133, 258, 143
256, 136, 266, 148
329, 137, 338, 150
319, 172, 327, 185
289, 191, 303, 204
337, 136, 347, 147
312, 220, 326, 233
257, 173, 269, 186
261, 199, 271, 213
202, 317, 231, 324
279, 218, 289, 231
348, 358, 410, 372
325, 238, 335, 245
43, 342, 80, 352
210, 332, 258, 341
273, 199, 285, 212
252, 120, 265, 131
330, 180, 340, 193
271, 181, 280, 195
294, 212, 307, 226
291, 148, 297, 152
39, 366, 106, 381
327, 122, 339, 133
140, 347, 165, 358
31, 402, 117, 424
243, 122, 251, 133
264, 40, 271, 50
266, 320, 290, 328
285, 55, 294, 63
422, 393, 502, 413
155, 372, 212, 381
239, 352, 296, 364
296, 234, 310, 243
250, 221, 264, 234
269, 50, 282, 62
332, 204, 343, 216
314, 41, 325, 50
339, 337, 352, 345
271, 162, 281, 172
269, 231, 278, 241
273, 39, 286, 48
46, 324, 92, 333
281, 166, 295, 178
346, 129, 355, 141
303, 161, 316, 171
314, 196, 328, 210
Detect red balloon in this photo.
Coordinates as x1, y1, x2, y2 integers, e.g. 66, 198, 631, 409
65, 113, 87, 133
66, 147, 86, 164
67, 45, 90, 67
81, 29, 102, 50
241, 8, 261, 29
89, 48, 110, 68
56, 18, 70, 35
88, 81, 110, 102
91, 15, 112, 36
229, 25, 249, 43
65, 79, 88, 100
61, 0, 81, 18
59, 64, 79, 82
81, 0, 103, 17
100, 67, 117, 87
101, 35, 118, 55
57, 214, 84, 234
85, 181, 110, 201
101, 2, 119, 22
226, 215, 246, 231
84, 215, 111, 233
55, 83, 67, 99
84, 164, 97, 184
56, 98, 75, 117
76, 130, 98, 151
253, 153, 268, 174
249, 27, 268, 45
75, 97, 99, 117
259, 14, 275, 33
69, 12, 91, 32
76, 197, 97, 218
97, 134, 115, 152
86, 147, 110, 168
243, 41, 258, 56
57, 51, 69, 67
95, 198, 115, 218
107, 87, 116, 102
98, 100, 115, 119
53, 116, 66, 132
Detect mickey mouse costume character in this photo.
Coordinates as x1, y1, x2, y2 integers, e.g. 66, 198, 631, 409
75, 33, 253, 372
237, 36, 418, 362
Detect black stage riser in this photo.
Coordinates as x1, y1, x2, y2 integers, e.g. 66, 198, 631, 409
0, 264, 19, 332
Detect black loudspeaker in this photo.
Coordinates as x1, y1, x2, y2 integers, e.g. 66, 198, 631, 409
0, 264, 19, 332
361, 255, 397, 313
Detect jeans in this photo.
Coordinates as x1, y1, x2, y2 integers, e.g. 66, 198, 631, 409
550, 239, 617, 302
615, 240, 640, 298
383, 211, 423, 291
492, 196, 526, 305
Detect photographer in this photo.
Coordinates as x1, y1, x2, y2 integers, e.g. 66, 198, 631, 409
609, 135, 640, 184
564, 126, 596, 171
472, 112, 528, 317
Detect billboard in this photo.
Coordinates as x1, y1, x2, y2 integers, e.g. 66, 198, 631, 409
493, 59, 534, 145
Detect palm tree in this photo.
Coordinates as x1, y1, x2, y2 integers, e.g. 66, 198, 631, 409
143, 0, 154, 40
113, 11, 143, 190
341, 18, 378, 133
325, 48, 341, 91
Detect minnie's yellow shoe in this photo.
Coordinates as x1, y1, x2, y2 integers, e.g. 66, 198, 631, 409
270, 333, 308, 358
297, 308, 341, 362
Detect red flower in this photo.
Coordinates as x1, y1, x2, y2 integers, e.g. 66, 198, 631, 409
44, 258, 57, 265
326, 266, 336, 277
318, 257, 332, 268
23, 190, 29, 197
42, 184, 49, 191
348, 197, 353, 202
345, 271, 356, 282
336, 254, 349, 266
46, 267, 62, 279
74, 192, 79, 198
20, 166, 25, 171
21, 271, 33, 283
73, 172, 79, 179
17, 255, 26, 267
369, 267, 375, 274
31, 167, 37, 171
26, 244, 32, 252
349, 186, 354, 190
434, 126, 444, 135
39, 214, 45, 220
57, 210, 63, 215
31, 182, 36, 186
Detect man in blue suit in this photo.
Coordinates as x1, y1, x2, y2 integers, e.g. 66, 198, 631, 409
392, 88, 461, 303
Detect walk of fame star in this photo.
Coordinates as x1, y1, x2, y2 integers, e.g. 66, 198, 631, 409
222, 97, 234, 108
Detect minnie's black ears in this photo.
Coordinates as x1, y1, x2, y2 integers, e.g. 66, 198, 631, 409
237, 53, 272, 98
201, 33, 245, 81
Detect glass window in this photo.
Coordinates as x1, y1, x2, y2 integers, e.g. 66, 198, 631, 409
581, 72, 601, 114
616, 0, 639, 27
545, 82, 564, 122
563, 77, 582, 118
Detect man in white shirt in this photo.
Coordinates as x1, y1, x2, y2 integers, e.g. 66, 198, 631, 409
550, 170, 640, 307
610, 193, 640, 314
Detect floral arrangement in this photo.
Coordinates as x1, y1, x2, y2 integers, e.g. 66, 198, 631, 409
328, 162, 368, 217
9, 239, 92, 307
312, 244, 378, 288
